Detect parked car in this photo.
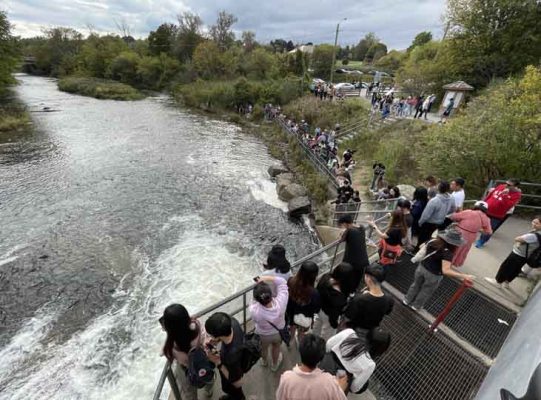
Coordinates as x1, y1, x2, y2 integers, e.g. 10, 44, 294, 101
334, 83, 356, 91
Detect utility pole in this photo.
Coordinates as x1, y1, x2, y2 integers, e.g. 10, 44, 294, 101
330, 18, 347, 84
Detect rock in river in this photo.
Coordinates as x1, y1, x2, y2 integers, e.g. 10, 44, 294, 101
268, 165, 289, 177
288, 196, 311, 218
278, 183, 307, 202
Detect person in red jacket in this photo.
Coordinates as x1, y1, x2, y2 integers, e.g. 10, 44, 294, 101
476, 179, 522, 248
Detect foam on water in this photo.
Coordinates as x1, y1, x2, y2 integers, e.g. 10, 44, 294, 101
0, 219, 260, 400
246, 178, 288, 212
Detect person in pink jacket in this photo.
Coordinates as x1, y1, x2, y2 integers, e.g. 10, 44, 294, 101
250, 275, 289, 372
449, 201, 492, 267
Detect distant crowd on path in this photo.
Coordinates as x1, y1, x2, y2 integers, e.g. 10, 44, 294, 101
367, 85, 456, 123
156, 176, 540, 400
267, 105, 363, 207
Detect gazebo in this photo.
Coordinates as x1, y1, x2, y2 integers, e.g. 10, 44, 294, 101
440, 81, 474, 114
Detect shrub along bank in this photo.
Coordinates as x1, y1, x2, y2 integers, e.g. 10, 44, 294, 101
172, 77, 304, 113
58, 77, 144, 100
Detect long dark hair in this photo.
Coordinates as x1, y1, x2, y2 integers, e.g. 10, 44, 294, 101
265, 244, 291, 274
331, 262, 357, 296
387, 209, 408, 237
413, 187, 428, 204
340, 329, 369, 361
161, 304, 199, 361
289, 261, 319, 305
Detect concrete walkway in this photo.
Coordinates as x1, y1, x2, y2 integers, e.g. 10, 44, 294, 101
459, 216, 536, 312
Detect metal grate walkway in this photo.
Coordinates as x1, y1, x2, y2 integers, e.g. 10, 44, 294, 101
384, 255, 517, 358
369, 301, 489, 400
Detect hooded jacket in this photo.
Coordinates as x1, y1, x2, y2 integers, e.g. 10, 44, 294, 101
418, 193, 456, 226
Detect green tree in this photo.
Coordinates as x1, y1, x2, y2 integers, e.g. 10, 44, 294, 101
311, 44, 335, 80
209, 10, 237, 51
148, 23, 177, 56
445, 0, 541, 87
0, 11, 18, 93
192, 41, 224, 79
246, 47, 277, 79
109, 51, 140, 85
365, 42, 387, 63
241, 31, 256, 52
173, 12, 203, 61
34, 27, 83, 76
352, 33, 378, 61
375, 50, 407, 73
77, 34, 127, 78
407, 31, 432, 52
419, 65, 541, 193
396, 41, 452, 95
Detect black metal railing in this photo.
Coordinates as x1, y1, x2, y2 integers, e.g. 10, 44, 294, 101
276, 119, 339, 189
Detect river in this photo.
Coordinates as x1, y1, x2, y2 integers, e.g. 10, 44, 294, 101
0, 75, 317, 399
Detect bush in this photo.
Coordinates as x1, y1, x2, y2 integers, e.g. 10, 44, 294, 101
173, 78, 303, 112
58, 77, 143, 100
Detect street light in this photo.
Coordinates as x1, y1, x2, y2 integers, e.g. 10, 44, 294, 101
330, 17, 347, 84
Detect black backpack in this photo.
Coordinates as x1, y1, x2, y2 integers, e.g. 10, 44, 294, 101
239, 332, 262, 373
186, 347, 215, 388
526, 233, 541, 269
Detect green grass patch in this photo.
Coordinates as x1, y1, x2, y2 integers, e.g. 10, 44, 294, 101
58, 77, 144, 100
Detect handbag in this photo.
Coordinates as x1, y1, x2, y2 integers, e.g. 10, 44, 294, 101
411, 241, 437, 264
293, 313, 313, 329
267, 320, 291, 347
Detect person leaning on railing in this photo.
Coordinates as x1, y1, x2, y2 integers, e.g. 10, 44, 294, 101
159, 304, 214, 400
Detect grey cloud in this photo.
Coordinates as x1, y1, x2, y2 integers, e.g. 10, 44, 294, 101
7, 0, 446, 49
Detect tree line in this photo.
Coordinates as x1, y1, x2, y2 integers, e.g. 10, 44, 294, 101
4, 0, 541, 101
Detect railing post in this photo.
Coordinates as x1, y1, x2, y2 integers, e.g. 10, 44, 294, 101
242, 292, 247, 333
429, 279, 473, 332
166, 364, 183, 400
331, 241, 340, 269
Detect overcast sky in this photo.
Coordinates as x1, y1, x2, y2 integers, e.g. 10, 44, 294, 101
4, 0, 447, 50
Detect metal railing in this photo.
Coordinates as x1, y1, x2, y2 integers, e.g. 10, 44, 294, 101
276, 119, 339, 189
332, 198, 399, 226
152, 214, 391, 400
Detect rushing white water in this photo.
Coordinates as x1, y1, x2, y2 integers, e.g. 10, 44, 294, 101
0, 75, 316, 399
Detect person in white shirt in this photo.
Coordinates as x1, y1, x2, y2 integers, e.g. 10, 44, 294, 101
325, 328, 376, 394
450, 178, 466, 211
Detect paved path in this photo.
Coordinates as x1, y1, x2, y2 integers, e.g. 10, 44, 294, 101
460, 216, 535, 312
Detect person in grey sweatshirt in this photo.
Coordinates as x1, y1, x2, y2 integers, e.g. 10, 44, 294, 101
417, 181, 456, 246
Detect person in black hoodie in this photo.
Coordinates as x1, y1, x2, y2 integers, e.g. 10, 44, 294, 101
339, 215, 370, 290
314, 262, 357, 340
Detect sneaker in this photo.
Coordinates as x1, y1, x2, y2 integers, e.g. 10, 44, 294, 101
484, 277, 502, 288
271, 353, 283, 372
475, 240, 484, 249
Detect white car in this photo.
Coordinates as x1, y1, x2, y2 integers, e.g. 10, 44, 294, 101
334, 83, 356, 90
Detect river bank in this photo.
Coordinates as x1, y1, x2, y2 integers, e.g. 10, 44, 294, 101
0, 93, 31, 133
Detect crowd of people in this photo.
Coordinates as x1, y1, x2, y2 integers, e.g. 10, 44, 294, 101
157, 173, 540, 399
269, 107, 363, 207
